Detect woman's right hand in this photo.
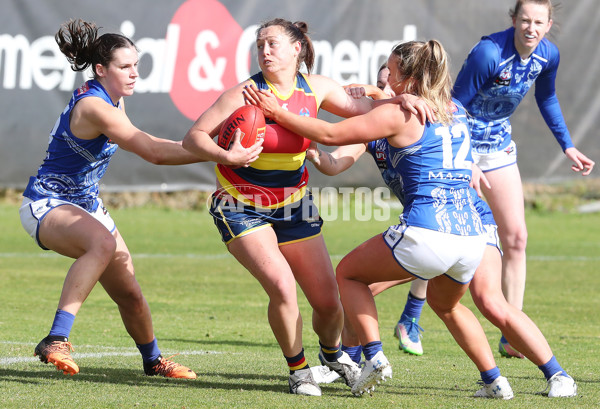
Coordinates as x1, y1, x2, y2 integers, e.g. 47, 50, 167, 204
223, 128, 263, 167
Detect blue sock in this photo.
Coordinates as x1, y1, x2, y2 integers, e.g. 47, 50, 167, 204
48, 309, 76, 338
362, 341, 383, 361
539, 356, 568, 380
480, 366, 501, 384
319, 341, 342, 361
341, 344, 362, 364
400, 292, 425, 323
136, 338, 161, 363
500, 334, 508, 344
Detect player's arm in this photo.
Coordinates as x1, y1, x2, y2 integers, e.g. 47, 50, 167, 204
344, 84, 434, 124
452, 39, 499, 105
182, 83, 263, 167
71, 97, 203, 165
244, 85, 418, 147
535, 50, 594, 175
307, 142, 367, 176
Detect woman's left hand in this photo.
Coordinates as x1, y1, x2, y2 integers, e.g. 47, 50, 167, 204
243, 85, 280, 119
565, 147, 595, 176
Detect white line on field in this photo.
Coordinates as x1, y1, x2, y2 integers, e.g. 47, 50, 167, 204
0, 346, 228, 366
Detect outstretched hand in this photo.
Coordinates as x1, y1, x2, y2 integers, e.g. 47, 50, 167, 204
565, 147, 595, 176
242, 85, 280, 119
224, 128, 263, 168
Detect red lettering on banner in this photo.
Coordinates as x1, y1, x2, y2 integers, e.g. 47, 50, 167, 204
169, 0, 246, 120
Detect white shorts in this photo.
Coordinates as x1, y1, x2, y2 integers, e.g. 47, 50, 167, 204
484, 223, 502, 255
19, 197, 116, 250
383, 222, 487, 284
472, 140, 517, 172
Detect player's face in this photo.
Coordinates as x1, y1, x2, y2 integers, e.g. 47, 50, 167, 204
386, 55, 408, 95
256, 26, 300, 75
377, 67, 395, 98
512, 2, 552, 57
96, 46, 139, 102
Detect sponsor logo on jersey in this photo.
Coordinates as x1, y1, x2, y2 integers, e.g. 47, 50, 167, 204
495, 67, 512, 86
76, 82, 90, 96
375, 150, 388, 169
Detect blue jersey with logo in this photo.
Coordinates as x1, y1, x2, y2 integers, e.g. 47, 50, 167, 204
23, 80, 119, 212
368, 100, 484, 236
453, 27, 573, 154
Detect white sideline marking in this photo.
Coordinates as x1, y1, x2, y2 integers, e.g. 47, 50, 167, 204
0, 347, 226, 366
1, 252, 600, 261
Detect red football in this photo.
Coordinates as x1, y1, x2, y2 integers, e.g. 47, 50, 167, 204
217, 105, 266, 150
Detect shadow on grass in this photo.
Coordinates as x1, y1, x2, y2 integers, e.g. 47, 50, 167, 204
160, 337, 279, 349
0, 367, 289, 394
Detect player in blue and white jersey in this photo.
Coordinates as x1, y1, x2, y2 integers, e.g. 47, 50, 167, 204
299, 67, 577, 398
17, 19, 230, 379
306, 142, 576, 398
453, 0, 594, 358
245, 39, 516, 399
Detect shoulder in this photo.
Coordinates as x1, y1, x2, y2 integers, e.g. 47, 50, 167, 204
537, 38, 560, 64
213, 80, 250, 108
469, 36, 502, 62
302, 73, 339, 93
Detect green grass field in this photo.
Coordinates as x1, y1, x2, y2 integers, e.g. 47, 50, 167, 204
1, 199, 599, 408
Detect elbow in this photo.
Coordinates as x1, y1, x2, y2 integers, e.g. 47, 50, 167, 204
319, 134, 338, 146
181, 135, 193, 153
145, 152, 165, 165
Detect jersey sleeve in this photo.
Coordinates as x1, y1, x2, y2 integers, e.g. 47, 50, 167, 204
452, 38, 500, 106
534, 45, 574, 151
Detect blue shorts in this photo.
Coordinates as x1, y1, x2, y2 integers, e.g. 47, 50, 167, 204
210, 190, 323, 245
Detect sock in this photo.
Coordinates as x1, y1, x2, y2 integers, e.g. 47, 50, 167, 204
362, 341, 383, 361
48, 309, 76, 339
480, 366, 501, 384
136, 338, 161, 363
539, 356, 569, 380
399, 292, 425, 323
500, 334, 509, 344
341, 344, 362, 364
285, 349, 308, 374
319, 341, 342, 362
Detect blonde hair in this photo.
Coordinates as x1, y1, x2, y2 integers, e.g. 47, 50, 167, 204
390, 40, 453, 125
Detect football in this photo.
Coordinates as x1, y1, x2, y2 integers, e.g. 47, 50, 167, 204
217, 105, 266, 150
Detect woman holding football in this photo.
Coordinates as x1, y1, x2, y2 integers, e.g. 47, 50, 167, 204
452, 0, 594, 358
183, 18, 428, 396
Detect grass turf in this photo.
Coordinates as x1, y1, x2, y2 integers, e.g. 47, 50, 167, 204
0, 201, 599, 408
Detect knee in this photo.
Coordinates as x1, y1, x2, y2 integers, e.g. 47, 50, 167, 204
426, 294, 450, 318
501, 226, 528, 252
313, 294, 342, 317
267, 278, 298, 306
116, 285, 147, 314
94, 231, 118, 261
474, 296, 508, 327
